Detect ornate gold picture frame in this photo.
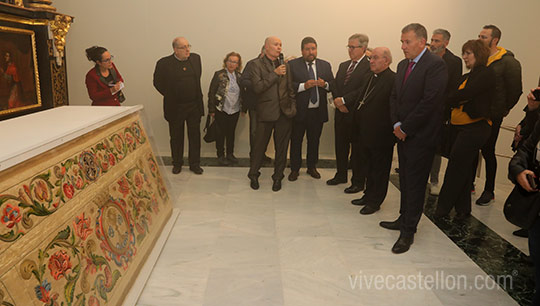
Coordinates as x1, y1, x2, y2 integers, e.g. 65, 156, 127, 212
0, 26, 41, 116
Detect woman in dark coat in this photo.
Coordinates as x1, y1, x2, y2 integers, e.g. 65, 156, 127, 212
434, 40, 495, 220
85, 46, 125, 106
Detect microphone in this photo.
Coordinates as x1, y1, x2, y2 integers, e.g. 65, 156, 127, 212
279, 53, 284, 65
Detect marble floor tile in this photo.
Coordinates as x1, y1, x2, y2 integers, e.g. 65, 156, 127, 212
136, 166, 523, 306
203, 265, 284, 306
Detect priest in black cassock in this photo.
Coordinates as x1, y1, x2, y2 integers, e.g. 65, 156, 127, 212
350, 47, 396, 215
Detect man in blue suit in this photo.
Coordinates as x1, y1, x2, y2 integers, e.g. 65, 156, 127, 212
288, 37, 334, 181
380, 23, 448, 254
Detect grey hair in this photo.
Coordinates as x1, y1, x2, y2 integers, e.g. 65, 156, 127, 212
433, 28, 451, 41
402, 23, 427, 40
348, 33, 369, 48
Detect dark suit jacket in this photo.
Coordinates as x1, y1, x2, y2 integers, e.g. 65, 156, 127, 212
331, 56, 371, 112
250, 56, 296, 122
354, 68, 396, 147
288, 57, 334, 123
240, 57, 259, 112
390, 50, 448, 147
153, 53, 204, 121
443, 49, 463, 95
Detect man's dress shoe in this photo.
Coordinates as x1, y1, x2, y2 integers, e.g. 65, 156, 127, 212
392, 235, 414, 254
379, 219, 400, 231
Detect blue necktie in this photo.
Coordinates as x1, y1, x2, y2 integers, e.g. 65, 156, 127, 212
308, 62, 317, 103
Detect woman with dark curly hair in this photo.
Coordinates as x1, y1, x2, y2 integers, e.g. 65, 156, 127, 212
207, 52, 243, 165
434, 39, 495, 220
85, 46, 125, 106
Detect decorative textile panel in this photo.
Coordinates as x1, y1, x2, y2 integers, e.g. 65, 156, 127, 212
0, 112, 171, 305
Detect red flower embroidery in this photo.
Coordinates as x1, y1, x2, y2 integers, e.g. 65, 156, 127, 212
63, 183, 75, 199
109, 153, 116, 166
75, 177, 84, 189
114, 136, 123, 153
104, 266, 113, 288
134, 172, 144, 190
48, 250, 72, 280
88, 295, 100, 306
85, 257, 97, 275
117, 177, 130, 197
73, 213, 92, 241
125, 133, 134, 148
1, 204, 22, 228
33, 180, 50, 202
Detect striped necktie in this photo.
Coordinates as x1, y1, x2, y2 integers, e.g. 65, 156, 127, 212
344, 60, 357, 85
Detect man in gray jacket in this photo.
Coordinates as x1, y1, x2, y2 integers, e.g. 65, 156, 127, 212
247, 36, 296, 191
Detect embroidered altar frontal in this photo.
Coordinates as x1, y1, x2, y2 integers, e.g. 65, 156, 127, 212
0, 112, 171, 305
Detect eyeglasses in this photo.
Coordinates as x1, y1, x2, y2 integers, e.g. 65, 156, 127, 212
227, 60, 239, 64
101, 55, 114, 63
347, 45, 362, 50
176, 44, 192, 50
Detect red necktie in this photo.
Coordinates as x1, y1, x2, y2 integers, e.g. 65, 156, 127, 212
344, 61, 357, 85
403, 61, 415, 84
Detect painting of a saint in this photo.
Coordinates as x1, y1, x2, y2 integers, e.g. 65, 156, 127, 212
0, 26, 41, 116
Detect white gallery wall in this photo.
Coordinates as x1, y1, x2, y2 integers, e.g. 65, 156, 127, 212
53, 0, 540, 183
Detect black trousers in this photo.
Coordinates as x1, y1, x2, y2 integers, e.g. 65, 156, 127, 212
290, 108, 323, 171
168, 107, 201, 168
397, 139, 436, 236
334, 110, 364, 185
248, 109, 259, 158
248, 113, 292, 181
472, 117, 503, 193
360, 143, 394, 208
436, 121, 491, 216
215, 110, 240, 157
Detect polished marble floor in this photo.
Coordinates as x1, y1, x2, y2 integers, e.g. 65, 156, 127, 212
136, 166, 525, 306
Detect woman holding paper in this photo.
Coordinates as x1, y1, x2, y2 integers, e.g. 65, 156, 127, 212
85, 46, 125, 106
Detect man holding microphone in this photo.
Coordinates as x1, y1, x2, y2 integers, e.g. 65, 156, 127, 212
247, 36, 296, 191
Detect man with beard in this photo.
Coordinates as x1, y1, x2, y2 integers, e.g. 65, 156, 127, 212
428, 28, 462, 195
474, 24, 522, 205
288, 37, 334, 181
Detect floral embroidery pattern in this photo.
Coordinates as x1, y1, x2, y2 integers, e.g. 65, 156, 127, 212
20, 157, 167, 306
48, 250, 72, 280
73, 213, 92, 241
1, 204, 21, 229
0, 121, 147, 244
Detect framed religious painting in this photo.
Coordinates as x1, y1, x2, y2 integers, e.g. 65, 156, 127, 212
0, 26, 41, 116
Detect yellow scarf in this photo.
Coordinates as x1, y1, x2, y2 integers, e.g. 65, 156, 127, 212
450, 78, 492, 126
487, 46, 507, 66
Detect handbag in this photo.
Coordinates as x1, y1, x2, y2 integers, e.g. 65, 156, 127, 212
203, 115, 217, 143
439, 123, 457, 158
503, 184, 540, 229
